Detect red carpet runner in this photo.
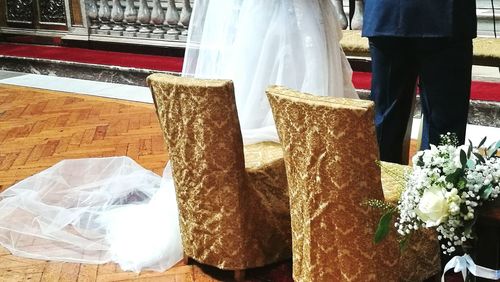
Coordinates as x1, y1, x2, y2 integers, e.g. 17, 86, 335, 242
0, 42, 184, 72
352, 71, 500, 102
1, 43, 498, 102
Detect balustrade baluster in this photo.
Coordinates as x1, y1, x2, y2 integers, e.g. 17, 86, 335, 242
123, 0, 138, 36
150, 0, 165, 38
87, 0, 100, 34
333, 0, 348, 30
351, 0, 364, 30
98, 0, 112, 34
137, 0, 151, 37
86, 0, 195, 42
164, 0, 180, 40
178, 0, 192, 41
111, 0, 124, 35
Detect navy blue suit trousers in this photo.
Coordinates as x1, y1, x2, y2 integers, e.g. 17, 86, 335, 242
363, 0, 476, 163
369, 37, 473, 163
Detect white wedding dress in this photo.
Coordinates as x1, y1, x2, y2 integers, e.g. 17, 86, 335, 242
0, 0, 356, 273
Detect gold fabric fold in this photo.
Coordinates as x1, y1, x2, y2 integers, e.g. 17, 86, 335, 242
267, 86, 440, 281
147, 74, 291, 270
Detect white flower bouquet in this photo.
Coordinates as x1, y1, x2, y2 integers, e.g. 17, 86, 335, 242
369, 133, 500, 256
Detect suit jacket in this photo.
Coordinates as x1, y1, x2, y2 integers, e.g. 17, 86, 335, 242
362, 0, 477, 38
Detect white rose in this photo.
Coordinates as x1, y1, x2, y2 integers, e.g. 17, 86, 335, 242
415, 187, 449, 227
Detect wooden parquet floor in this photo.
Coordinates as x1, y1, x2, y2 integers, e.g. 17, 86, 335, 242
0, 84, 168, 191
0, 84, 220, 282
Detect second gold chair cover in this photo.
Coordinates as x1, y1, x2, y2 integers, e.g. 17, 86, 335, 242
267, 86, 440, 281
147, 74, 292, 270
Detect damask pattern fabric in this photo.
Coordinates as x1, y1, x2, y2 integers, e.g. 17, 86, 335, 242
147, 74, 291, 270
380, 161, 408, 203
380, 162, 441, 282
267, 86, 440, 281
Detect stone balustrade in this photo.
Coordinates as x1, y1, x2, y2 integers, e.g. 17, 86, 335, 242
1, 0, 496, 48
83, 0, 362, 47
85, 0, 192, 44
332, 0, 364, 30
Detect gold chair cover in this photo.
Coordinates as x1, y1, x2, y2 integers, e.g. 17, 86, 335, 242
147, 74, 291, 270
267, 86, 440, 281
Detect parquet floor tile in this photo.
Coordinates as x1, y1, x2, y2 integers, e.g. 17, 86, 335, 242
0, 84, 167, 191
0, 84, 219, 282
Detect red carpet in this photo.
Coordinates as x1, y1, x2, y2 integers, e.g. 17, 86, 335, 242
0, 43, 183, 72
352, 71, 500, 102
1, 43, 498, 102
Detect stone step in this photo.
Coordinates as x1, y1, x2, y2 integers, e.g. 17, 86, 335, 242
1, 55, 498, 129
357, 90, 499, 129
477, 0, 499, 9
477, 8, 500, 37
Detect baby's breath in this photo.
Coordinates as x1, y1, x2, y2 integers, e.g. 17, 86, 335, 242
363, 199, 395, 211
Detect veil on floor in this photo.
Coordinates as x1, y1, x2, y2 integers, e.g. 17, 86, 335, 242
0, 0, 357, 273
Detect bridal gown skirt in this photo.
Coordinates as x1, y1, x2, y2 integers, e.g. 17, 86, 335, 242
184, 0, 357, 142
0, 0, 357, 273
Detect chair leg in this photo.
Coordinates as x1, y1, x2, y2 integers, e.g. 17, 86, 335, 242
234, 270, 245, 281
182, 253, 189, 265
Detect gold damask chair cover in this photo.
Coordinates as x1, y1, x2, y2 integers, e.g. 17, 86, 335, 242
267, 86, 440, 281
147, 74, 292, 273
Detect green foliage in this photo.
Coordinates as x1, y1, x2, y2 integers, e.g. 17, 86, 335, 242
478, 136, 487, 149
480, 184, 493, 200
398, 234, 411, 252
467, 140, 473, 158
473, 152, 485, 164
374, 210, 394, 244
445, 168, 463, 185
460, 149, 467, 167
487, 140, 500, 158
416, 158, 424, 167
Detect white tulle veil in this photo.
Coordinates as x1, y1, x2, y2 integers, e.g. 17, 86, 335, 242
0, 157, 183, 272
0, 0, 356, 273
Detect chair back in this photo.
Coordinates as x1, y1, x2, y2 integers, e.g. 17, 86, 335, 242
267, 86, 400, 281
148, 74, 248, 265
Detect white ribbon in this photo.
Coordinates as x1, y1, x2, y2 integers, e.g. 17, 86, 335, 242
441, 254, 500, 282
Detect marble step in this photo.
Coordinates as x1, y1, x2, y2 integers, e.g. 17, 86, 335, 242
357, 90, 499, 129
0, 55, 498, 128
477, 8, 500, 37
